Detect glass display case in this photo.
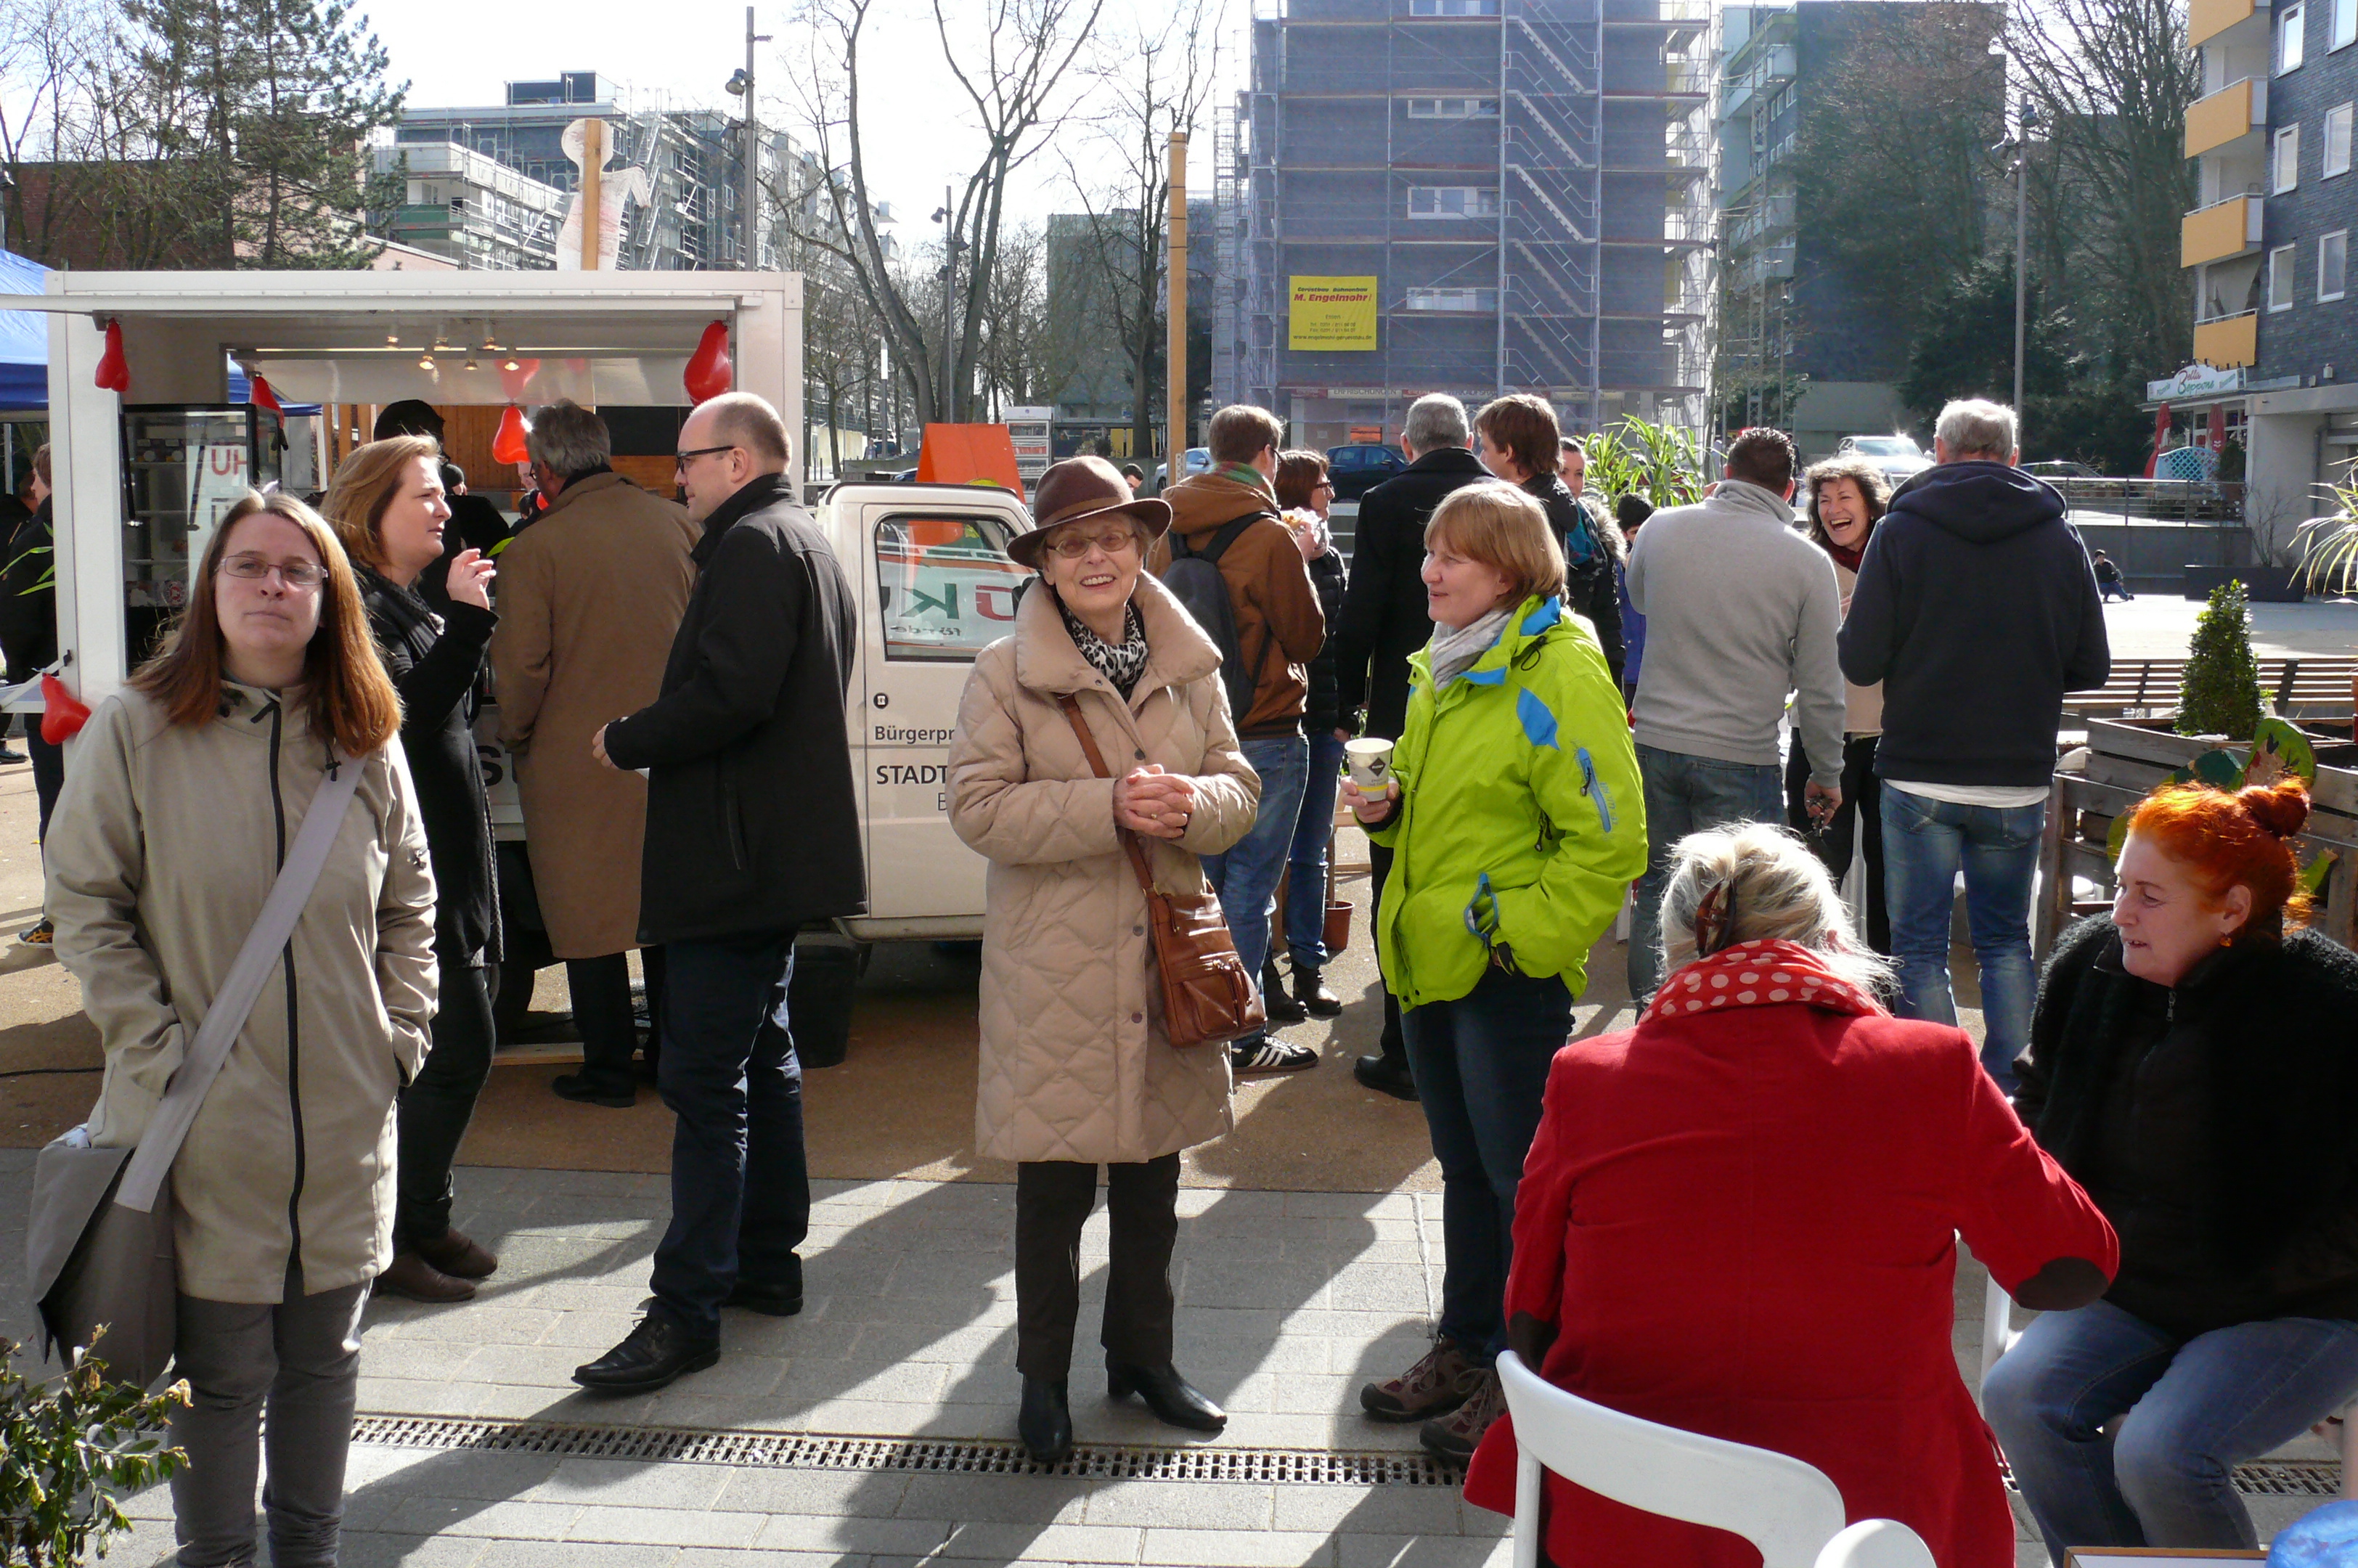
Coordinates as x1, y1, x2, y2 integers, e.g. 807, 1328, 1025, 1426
121, 404, 282, 666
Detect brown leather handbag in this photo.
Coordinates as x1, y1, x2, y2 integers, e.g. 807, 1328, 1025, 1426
1058, 695, 1265, 1048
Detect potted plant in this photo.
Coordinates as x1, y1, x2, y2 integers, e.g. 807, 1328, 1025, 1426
1, 1334, 187, 1565
2178, 579, 2264, 740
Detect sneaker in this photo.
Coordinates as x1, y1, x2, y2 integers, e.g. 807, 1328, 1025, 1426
1360, 1339, 1482, 1422
17, 917, 51, 946
1230, 1034, 1318, 1076
1419, 1365, 1506, 1461
0, 746, 25, 765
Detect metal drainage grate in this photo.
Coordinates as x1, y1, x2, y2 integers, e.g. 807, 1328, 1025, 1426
349, 1416, 1464, 1486
1997, 1455, 2343, 1500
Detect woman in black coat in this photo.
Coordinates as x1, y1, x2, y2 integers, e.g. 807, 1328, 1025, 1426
1472, 396, 1623, 685
325, 435, 505, 1304
1983, 778, 2358, 1560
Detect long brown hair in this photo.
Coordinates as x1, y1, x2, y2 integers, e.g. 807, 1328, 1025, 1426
130, 492, 401, 758
321, 434, 441, 572
1802, 455, 1891, 553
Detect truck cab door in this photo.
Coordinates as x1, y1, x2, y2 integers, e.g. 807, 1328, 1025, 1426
850, 493, 1032, 935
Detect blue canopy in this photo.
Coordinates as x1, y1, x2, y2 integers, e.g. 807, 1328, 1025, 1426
0, 250, 48, 412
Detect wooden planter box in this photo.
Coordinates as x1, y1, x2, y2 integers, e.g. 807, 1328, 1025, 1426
2037, 717, 2358, 957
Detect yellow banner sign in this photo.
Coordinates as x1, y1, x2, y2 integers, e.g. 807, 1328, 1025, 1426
1289, 276, 1379, 351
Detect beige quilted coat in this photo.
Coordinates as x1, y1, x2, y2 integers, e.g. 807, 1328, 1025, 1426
950, 573, 1260, 1164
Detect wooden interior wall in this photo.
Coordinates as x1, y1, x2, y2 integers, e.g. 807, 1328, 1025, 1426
317, 404, 682, 508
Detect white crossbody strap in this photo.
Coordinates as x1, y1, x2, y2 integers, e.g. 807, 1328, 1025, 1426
115, 751, 370, 1214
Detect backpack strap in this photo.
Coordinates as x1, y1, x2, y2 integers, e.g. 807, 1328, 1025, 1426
1172, 511, 1283, 707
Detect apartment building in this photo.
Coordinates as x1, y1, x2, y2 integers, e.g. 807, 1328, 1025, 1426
1212, 0, 1714, 451
394, 72, 802, 271
374, 142, 566, 271
2183, 0, 2358, 527
1713, 1, 2002, 458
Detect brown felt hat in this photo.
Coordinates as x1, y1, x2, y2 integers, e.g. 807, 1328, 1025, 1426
1007, 455, 1172, 568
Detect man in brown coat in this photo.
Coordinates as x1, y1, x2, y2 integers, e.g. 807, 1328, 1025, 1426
1145, 404, 1326, 1077
491, 400, 700, 1106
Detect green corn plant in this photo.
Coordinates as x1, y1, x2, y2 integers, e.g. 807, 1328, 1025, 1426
1580, 417, 1708, 510
1, 1332, 189, 1565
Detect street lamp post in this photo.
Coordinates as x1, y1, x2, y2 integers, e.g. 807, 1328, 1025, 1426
2012, 98, 2040, 445
725, 7, 772, 270
931, 187, 964, 423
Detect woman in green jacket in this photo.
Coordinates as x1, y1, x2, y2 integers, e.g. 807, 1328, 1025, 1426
1343, 480, 1647, 1462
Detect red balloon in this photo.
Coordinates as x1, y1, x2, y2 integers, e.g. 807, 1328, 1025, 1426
247, 372, 283, 415
41, 673, 90, 746
685, 320, 733, 404
493, 404, 531, 465
93, 320, 128, 392
497, 357, 540, 401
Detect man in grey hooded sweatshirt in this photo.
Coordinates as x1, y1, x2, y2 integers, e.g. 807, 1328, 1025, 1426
1624, 427, 1848, 1002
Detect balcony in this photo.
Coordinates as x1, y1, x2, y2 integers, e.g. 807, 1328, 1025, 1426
2189, 0, 2269, 49
2181, 194, 2264, 266
2185, 77, 2267, 158
2193, 311, 2259, 367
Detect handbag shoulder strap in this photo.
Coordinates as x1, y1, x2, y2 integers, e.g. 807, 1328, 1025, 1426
115, 751, 371, 1214
1056, 695, 1162, 902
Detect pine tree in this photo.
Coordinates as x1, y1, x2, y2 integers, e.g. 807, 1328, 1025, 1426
123, 0, 406, 268
2177, 579, 2263, 739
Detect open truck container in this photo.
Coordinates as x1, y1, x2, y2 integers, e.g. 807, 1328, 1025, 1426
0, 269, 1032, 1063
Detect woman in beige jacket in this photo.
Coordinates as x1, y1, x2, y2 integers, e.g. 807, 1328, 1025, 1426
48, 492, 437, 1568
949, 457, 1260, 1463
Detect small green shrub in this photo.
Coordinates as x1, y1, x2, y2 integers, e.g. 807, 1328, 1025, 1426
2178, 579, 2264, 739
1, 1332, 188, 1565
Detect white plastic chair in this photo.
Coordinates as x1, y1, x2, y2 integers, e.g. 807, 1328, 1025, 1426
1495, 1349, 1938, 1568
1980, 1274, 2355, 1500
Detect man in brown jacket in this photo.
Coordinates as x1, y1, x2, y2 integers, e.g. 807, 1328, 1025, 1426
491, 400, 700, 1106
1146, 404, 1326, 1075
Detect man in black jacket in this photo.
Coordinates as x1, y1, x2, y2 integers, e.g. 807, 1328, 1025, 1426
575, 392, 865, 1391
1840, 398, 2109, 1094
1326, 393, 1488, 1100
1, 448, 62, 940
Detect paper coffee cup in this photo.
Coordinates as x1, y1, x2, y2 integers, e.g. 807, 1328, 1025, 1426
1345, 738, 1395, 791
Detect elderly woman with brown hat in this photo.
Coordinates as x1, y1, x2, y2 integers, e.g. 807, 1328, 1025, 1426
949, 455, 1262, 1463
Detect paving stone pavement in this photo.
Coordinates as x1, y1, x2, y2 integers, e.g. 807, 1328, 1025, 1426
1, 1152, 2333, 1567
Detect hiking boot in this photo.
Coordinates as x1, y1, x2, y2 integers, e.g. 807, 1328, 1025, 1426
1360, 1339, 1482, 1422
1260, 960, 1307, 1024
1231, 1035, 1318, 1076
1420, 1365, 1507, 1462
18, 917, 52, 945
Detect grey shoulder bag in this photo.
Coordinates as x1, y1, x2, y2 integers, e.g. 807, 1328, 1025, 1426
25, 752, 368, 1388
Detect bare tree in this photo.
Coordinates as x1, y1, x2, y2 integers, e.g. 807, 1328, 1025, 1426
1056, 2, 1223, 462
2010, 0, 2200, 384
780, 0, 1104, 428
976, 219, 1064, 416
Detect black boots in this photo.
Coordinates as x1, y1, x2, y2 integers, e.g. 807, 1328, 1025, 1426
1260, 959, 1308, 1024
1262, 957, 1342, 1021
1107, 1360, 1228, 1433
1295, 966, 1343, 1018
1019, 1376, 1073, 1463
1354, 1053, 1419, 1101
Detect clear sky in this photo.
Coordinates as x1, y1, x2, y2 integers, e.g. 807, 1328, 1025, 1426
363, 0, 1234, 232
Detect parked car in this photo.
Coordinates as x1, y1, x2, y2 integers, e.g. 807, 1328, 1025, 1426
1835, 434, 1934, 485
1152, 447, 1212, 489
1326, 441, 1408, 500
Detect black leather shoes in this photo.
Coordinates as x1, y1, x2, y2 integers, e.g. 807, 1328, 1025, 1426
572, 1315, 719, 1392
1297, 967, 1344, 1018
1354, 1053, 1419, 1102
1260, 960, 1308, 1024
1106, 1360, 1227, 1433
552, 1071, 636, 1109
1019, 1376, 1074, 1463
724, 1281, 804, 1317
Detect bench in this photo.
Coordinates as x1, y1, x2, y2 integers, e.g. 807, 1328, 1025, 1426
2060, 658, 2357, 729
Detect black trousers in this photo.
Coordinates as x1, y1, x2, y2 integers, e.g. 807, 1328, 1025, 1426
568, 948, 667, 1091
1368, 841, 1408, 1067
1783, 733, 1889, 954
1015, 1154, 1180, 1381
25, 723, 62, 844
395, 949, 496, 1249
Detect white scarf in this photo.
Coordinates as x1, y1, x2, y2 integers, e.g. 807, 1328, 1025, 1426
1429, 605, 1514, 688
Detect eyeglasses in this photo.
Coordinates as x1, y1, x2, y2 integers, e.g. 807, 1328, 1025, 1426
675, 444, 738, 472
221, 555, 325, 590
1315, 479, 1336, 492
1043, 527, 1141, 560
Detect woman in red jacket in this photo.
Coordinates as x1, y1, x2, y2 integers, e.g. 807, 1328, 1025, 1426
1464, 823, 2118, 1567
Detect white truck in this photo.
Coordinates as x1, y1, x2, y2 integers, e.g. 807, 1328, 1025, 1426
0, 269, 1028, 1062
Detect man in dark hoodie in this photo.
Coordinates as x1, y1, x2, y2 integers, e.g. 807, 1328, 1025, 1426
1840, 399, 2110, 1093
1147, 404, 1327, 1077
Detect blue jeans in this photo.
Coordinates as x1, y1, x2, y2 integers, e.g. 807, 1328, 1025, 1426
1879, 784, 2044, 1093
648, 933, 810, 1339
1204, 733, 1310, 1034
1627, 744, 1785, 1002
1983, 1299, 2358, 1559
1401, 965, 1575, 1363
1285, 731, 1347, 971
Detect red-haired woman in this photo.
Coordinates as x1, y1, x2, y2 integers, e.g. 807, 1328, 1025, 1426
1986, 779, 2358, 1559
